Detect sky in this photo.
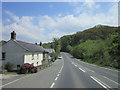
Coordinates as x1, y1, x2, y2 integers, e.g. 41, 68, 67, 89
2, 1, 118, 43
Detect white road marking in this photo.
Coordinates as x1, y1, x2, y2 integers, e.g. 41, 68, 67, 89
79, 68, 85, 72
79, 60, 119, 72
57, 74, 60, 77
90, 76, 107, 88
102, 76, 120, 85
74, 64, 77, 67
50, 82, 55, 88
0, 75, 30, 88
55, 77, 58, 81
87, 69, 95, 73
90, 76, 111, 89
50, 57, 64, 88
90, 70, 95, 73
59, 64, 63, 74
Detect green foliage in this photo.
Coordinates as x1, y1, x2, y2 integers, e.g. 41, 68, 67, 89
52, 52, 58, 60
52, 38, 61, 59
108, 33, 120, 68
59, 25, 119, 69
4, 62, 14, 72
71, 40, 105, 61
0, 40, 7, 45
70, 33, 119, 69
60, 35, 73, 51
42, 25, 119, 69
53, 38, 61, 53
60, 25, 118, 51
42, 42, 53, 49
66, 45, 73, 52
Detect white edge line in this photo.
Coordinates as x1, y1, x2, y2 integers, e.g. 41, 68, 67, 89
79, 68, 85, 72
90, 76, 107, 88
94, 77, 111, 88
0, 75, 30, 87
55, 77, 58, 81
79, 60, 119, 72
102, 76, 120, 85
50, 82, 55, 88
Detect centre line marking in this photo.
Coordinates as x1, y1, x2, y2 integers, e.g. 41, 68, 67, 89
50, 82, 55, 88
55, 77, 58, 81
57, 74, 60, 77
79, 68, 85, 72
74, 65, 77, 67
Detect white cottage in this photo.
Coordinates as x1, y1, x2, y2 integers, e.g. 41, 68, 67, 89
2, 31, 47, 67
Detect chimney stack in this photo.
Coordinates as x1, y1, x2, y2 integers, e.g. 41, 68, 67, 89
35, 43, 37, 45
11, 31, 16, 40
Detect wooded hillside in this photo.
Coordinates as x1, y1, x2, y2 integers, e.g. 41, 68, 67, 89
43, 25, 120, 69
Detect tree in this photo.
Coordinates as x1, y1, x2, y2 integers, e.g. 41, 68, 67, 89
39, 42, 42, 46
108, 33, 120, 68
66, 45, 73, 52
53, 38, 61, 53
52, 38, 61, 59
60, 35, 72, 52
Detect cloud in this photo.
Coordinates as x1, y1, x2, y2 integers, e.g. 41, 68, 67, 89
84, 0, 100, 9
5, 10, 20, 22
74, 1, 100, 14
2, 3, 118, 43
3, 11, 45, 42
5, 19, 11, 23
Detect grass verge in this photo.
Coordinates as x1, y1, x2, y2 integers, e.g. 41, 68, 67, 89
79, 59, 120, 71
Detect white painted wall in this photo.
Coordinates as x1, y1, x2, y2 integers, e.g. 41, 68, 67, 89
2, 40, 44, 67
24, 53, 43, 66
0, 46, 2, 68
2, 40, 25, 67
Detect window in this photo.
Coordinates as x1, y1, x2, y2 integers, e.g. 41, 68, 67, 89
37, 54, 39, 59
32, 54, 34, 60
2, 52, 6, 60
37, 62, 38, 65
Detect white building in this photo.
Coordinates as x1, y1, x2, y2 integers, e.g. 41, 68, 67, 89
1, 31, 48, 67
45, 49, 55, 60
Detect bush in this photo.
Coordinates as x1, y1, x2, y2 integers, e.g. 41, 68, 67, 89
31, 67, 38, 73
4, 62, 14, 72
19, 63, 37, 74
19, 66, 28, 74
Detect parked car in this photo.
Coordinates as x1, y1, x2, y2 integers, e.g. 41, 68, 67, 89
51, 58, 55, 62
58, 56, 62, 59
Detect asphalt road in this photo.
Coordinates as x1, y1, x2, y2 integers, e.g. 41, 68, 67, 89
1, 52, 119, 89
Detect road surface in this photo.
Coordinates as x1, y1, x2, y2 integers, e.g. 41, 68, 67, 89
1, 52, 119, 89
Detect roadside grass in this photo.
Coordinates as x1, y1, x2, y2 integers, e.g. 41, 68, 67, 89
79, 59, 120, 71
38, 62, 53, 71
4, 71, 18, 75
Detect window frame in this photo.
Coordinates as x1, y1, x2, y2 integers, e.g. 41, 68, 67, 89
37, 53, 39, 59
2, 52, 6, 60
32, 53, 34, 60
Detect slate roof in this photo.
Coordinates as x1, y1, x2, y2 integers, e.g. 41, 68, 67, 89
45, 49, 55, 54
14, 40, 45, 52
